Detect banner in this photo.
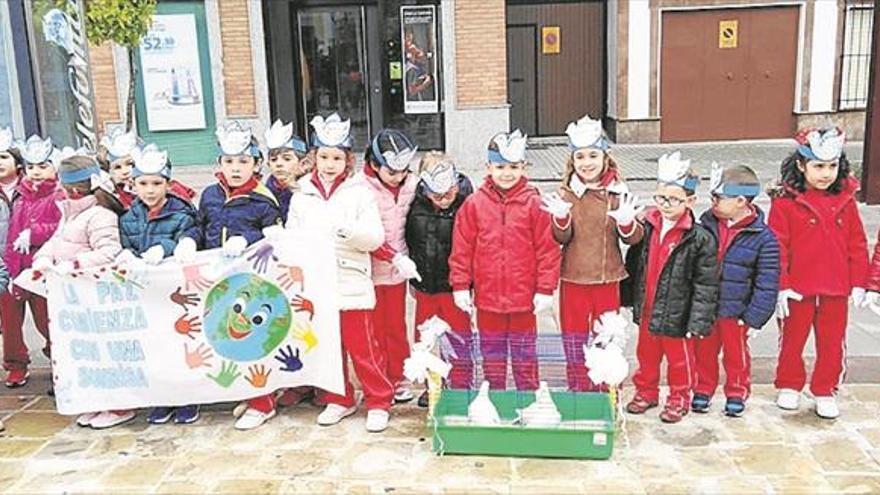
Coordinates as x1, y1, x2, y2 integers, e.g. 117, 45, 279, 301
139, 14, 207, 132
42, 231, 343, 415
400, 6, 439, 114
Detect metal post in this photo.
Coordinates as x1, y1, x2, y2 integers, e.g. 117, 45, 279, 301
861, 1, 880, 204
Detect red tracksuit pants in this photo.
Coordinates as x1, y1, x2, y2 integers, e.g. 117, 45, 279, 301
413, 290, 473, 389
775, 295, 848, 397
477, 310, 538, 391
320, 309, 394, 410
1, 290, 51, 371
694, 318, 751, 400
374, 283, 409, 387
559, 281, 620, 392
632, 319, 696, 408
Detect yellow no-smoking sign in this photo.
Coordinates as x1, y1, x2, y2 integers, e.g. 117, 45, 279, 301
719, 20, 738, 49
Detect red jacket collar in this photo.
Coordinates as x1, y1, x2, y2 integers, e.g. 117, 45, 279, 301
18, 178, 59, 199
644, 207, 694, 232
310, 169, 347, 200
215, 171, 260, 198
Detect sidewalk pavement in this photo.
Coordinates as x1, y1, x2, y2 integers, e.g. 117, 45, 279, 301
1, 384, 879, 493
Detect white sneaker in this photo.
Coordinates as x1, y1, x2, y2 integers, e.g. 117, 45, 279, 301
76, 412, 100, 427
776, 389, 801, 410
365, 409, 389, 433
394, 385, 414, 403
815, 396, 840, 419
234, 407, 276, 430
90, 410, 136, 429
317, 404, 357, 426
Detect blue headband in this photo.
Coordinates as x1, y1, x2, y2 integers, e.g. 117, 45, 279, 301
569, 137, 610, 152
715, 183, 761, 197
131, 165, 171, 180
217, 143, 261, 158
797, 145, 840, 163
488, 149, 523, 164
271, 137, 308, 155
310, 133, 352, 150
59, 166, 101, 185
662, 176, 700, 192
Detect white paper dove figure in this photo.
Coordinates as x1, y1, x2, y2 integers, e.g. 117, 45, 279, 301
516, 381, 562, 427
657, 150, 691, 185
468, 380, 501, 425
585, 342, 629, 387
807, 128, 845, 162
592, 311, 629, 348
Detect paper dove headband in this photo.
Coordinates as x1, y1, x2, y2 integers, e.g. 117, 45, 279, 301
709, 162, 761, 197
657, 151, 699, 192
100, 128, 140, 161
264, 120, 308, 155
420, 160, 458, 195
18, 135, 55, 165
566, 114, 609, 151
132, 144, 171, 179
0, 127, 13, 153
216, 121, 261, 157
795, 126, 845, 162
488, 130, 528, 164
371, 129, 418, 172
310, 113, 353, 149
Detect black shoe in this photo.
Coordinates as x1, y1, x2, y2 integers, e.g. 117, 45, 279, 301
724, 398, 745, 417
691, 393, 711, 413
417, 390, 429, 408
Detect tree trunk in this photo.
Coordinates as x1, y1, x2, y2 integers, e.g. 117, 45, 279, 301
126, 47, 136, 132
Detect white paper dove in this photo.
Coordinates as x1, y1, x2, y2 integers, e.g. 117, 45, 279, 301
592, 311, 629, 348
381, 145, 418, 172
18, 135, 54, 164
265, 119, 294, 150
468, 380, 501, 425
50, 146, 91, 170
216, 120, 254, 156
0, 127, 13, 152
709, 162, 723, 194
585, 342, 629, 387
491, 129, 528, 163
403, 316, 454, 383
516, 381, 562, 427
100, 128, 139, 159
420, 160, 457, 194
310, 113, 352, 148
805, 127, 845, 162
565, 114, 606, 150
657, 151, 692, 186
132, 144, 170, 178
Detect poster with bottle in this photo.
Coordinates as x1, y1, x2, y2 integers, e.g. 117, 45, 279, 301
400, 6, 439, 114
139, 14, 206, 131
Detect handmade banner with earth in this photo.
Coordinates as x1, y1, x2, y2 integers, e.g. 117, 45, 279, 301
39, 231, 343, 415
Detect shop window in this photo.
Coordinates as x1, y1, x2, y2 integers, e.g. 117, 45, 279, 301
839, 4, 873, 110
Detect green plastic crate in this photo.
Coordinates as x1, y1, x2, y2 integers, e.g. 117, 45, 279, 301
431, 389, 616, 460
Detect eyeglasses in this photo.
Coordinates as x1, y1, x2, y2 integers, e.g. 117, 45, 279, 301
710, 193, 736, 203
653, 194, 686, 207
428, 185, 459, 203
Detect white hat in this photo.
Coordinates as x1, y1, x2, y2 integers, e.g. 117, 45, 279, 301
265, 119, 308, 154
489, 129, 528, 163
132, 144, 171, 179
565, 114, 608, 151
99, 128, 139, 160
420, 160, 458, 195
657, 151, 698, 191
310, 113, 353, 149
18, 135, 55, 165
216, 120, 258, 156
372, 129, 418, 172
0, 127, 13, 153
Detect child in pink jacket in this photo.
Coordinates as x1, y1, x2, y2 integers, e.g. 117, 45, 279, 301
1, 135, 62, 389
361, 128, 421, 402
33, 154, 125, 429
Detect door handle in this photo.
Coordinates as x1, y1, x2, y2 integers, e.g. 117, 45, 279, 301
725, 72, 734, 81
511, 78, 525, 82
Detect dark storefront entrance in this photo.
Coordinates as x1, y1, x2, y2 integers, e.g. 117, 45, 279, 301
264, 0, 444, 150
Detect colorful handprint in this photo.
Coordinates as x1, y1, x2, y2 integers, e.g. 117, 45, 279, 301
291, 321, 318, 352
291, 295, 314, 320
245, 364, 272, 388
170, 287, 201, 311
274, 345, 303, 373
182, 263, 213, 291
184, 342, 214, 369
277, 263, 304, 292
175, 313, 202, 339
246, 244, 278, 274
207, 360, 241, 388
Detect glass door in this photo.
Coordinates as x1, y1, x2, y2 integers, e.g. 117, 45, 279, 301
297, 7, 371, 148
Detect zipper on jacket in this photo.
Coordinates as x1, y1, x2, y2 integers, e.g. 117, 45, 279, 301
601, 192, 608, 283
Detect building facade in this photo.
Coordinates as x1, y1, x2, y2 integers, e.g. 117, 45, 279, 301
12, 0, 870, 168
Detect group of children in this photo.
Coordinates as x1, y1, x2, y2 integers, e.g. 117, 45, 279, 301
0, 111, 875, 436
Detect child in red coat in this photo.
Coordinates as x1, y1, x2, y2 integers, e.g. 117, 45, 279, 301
448, 130, 561, 390
769, 127, 868, 419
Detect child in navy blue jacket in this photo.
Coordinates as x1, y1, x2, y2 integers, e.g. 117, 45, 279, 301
263, 119, 310, 220
693, 165, 780, 416
174, 121, 283, 430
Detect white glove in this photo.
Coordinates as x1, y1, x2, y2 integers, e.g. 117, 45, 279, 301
141, 245, 166, 265
222, 236, 248, 257
539, 192, 572, 218
262, 225, 285, 242
776, 289, 803, 319
392, 253, 422, 282
173, 237, 197, 263
453, 290, 473, 314
607, 192, 644, 226
865, 291, 880, 308
115, 249, 137, 265
532, 293, 554, 314
54, 260, 75, 276
12, 229, 31, 254
32, 257, 53, 272
851, 287, 867, 308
